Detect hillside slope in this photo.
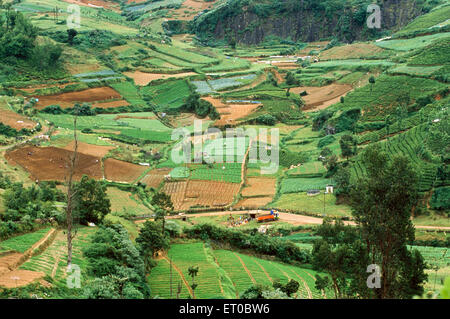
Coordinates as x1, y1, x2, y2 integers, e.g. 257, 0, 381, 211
191, 0, 442, 44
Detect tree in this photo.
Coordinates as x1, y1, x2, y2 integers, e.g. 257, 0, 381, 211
323, 154, 338, 175
67, 28, 78, 45
136, 221, 169, 271
188, 266, 199, 298
73, 175, 111, 225
339, 134, 357, 160
151, 191, 174, 233
349, 144, 427, 298
334, 165, 351, 196
369, 75, 376, 93
273, 279, 299, 297
0, 11, 37, 59
65, 108, 79, 269
83, 224, 149, 298
285, 71, 298, 86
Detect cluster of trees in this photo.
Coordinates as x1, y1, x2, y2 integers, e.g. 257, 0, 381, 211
0, 122, 33, 137
185, 223, 310, 264
184, 92, 220, 120
41, 103, 96, 116
313, 145, 428, 299
82, 224, 150, 299
0, 179, 65, 239
241, 279, 300, 299
0, 10, 62, 70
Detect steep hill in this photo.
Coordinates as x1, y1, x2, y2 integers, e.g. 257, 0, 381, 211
191, 0, 443, 44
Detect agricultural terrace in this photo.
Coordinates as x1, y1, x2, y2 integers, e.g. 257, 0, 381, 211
148, 243, 328, 299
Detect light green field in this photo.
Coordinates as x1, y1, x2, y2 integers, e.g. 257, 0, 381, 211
0, 227, 51, 253
271, 192, 352, 217
376, 33, 450, 51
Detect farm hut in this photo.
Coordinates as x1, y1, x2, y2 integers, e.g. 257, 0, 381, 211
325, 185, 334, 194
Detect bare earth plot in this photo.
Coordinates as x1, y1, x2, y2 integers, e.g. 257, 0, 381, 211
203, 97, 261, 127
290, 84, 353, 112
104, 158, 148, 183
163, 180, 240, 211
63, 141, 115, 158
35, 87, 126, 109
141, 168, 172, 188
6, 146, 103, 182
124, 71, 197, 86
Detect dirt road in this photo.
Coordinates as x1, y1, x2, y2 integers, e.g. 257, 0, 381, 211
161, 210, 450, 230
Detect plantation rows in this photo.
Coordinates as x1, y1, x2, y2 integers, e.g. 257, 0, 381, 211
351, 125, 437, 191
148, 243, 327, 299
189, 163, 242, 184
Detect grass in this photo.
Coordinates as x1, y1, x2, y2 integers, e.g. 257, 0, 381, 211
286, 161, 326, 178
408, 38, 450, 65
189, 163, 242, 184
279, 177, 331, 194
107, 187, 153, 217
337, 74, 447, 120
271, 193, 352, 217
20, 227, 95, 286
109, 82, 146, 106
0, 227, 51, 253
140, 79, 191, 111
375, 33, 450, 51
396, 4, 450, 35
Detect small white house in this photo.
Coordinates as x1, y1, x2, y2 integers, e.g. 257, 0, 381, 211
325, 185, 334, 194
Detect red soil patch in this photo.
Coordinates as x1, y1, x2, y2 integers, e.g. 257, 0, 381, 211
290, 84, 353, 112
167, 0, 217, 21
241, 177, 277, 197
5, 146, 103, 182
35, 87, 122, 109
104, 158, 148, 183
62, 0, 120, 12
203, 97, 261, 127
141, 168, 172, 188
0, 269, 45, 288
124, 71, 197, 86
63, 141, 115, 158
0, 109, 36, 130
92, 100, 129, 109
162, 180, 240, 211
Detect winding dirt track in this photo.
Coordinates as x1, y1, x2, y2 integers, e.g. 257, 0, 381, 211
162, 210, 450, 230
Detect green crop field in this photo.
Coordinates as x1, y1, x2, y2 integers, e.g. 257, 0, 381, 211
20, 227, 95, 286
396, 4, 450, 35
148, 243, 328, 299
141, 79, 191, 110
0, 227, 51, 253
279, 177, 331, 194
337, 74, 447, 119
190, 163, 242, 183
271, 192, 352, 217
0, 0, 449, 301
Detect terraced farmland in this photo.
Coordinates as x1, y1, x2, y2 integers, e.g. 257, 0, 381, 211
148, 243, 327, 299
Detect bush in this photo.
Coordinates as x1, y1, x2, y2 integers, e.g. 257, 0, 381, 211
317, 135, 336, 148
184, 223, 310, 264
256, 114, 276, 126
430, 187, 450, 211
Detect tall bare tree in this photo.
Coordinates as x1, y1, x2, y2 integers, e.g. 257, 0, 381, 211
66, 110, 79, 268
